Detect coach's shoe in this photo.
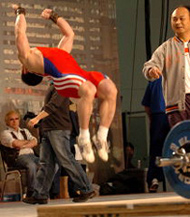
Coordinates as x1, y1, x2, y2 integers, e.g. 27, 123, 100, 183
78, 138, 95, 163
23, 196, 48, 204
92, 135, 109, 162
72, 191, 96, 202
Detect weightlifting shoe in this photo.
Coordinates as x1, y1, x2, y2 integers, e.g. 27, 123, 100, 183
92, 135, 109, 162
149, 178, 159, 193
72, 190, 96, 202
78, 138, 95, 163
23, 196, 48, 204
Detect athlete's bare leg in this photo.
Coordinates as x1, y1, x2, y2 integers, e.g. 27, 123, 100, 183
97, 79, 117, 128
76, 79, 117, 163
76, 81, 97, 163
92, 79, 117, 161
77, 81, 96, 129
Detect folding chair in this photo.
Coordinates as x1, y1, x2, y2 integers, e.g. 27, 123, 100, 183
0, 145, 26, 201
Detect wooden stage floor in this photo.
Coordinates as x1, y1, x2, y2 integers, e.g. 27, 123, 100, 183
1, 192, 190, 217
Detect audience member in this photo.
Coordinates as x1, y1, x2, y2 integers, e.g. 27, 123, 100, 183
125, 142, 136, 169
0, 110, 39, 198
100, 143, 145, 195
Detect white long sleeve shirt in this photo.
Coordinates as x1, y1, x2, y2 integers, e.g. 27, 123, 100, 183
1, 127, 36, 155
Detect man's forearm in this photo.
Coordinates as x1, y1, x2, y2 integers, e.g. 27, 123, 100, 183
35, 110, 49, 122
57, 17, 74, 38
56, 16, 75, 53
27, 110, 49, 128
14, 5, 30, 63
12, 139, 28, 149
25, 138, 38, 148
12, 138, 37, 149
15, 14, 26, 36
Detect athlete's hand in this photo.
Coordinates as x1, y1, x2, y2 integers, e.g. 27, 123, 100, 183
12, 4, 19, 10
147, 67, 162, 79
41, 8, 52, 19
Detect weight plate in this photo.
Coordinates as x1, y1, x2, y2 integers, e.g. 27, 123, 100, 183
163, 120, 190, 198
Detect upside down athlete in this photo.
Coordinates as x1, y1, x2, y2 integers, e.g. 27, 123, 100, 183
13, 5, 117, 163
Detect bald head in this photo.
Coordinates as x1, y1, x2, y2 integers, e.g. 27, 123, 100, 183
171, 6, 190, 41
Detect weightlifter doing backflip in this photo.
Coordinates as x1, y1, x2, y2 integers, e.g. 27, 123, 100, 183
13, 4, 117, 163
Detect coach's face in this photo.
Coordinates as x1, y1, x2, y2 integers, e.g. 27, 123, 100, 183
171, 7, 190, 39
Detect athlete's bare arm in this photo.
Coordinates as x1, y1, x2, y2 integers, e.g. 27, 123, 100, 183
41, 9, 75, 53
13, 4, 30, 65
13, 4, 44, 74
14, 6, 74, 74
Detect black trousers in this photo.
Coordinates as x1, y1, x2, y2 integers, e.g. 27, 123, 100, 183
147, 113, 170, 187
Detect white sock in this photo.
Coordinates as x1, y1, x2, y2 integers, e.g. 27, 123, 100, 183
97, 126, 109, 141
79, 128, 90, 141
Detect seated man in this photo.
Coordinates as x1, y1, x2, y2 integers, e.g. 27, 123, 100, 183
13, 5, 117, 164
0, 110, 39, 197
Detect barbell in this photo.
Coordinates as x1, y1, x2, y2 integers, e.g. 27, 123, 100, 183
156, 120, 190, 198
